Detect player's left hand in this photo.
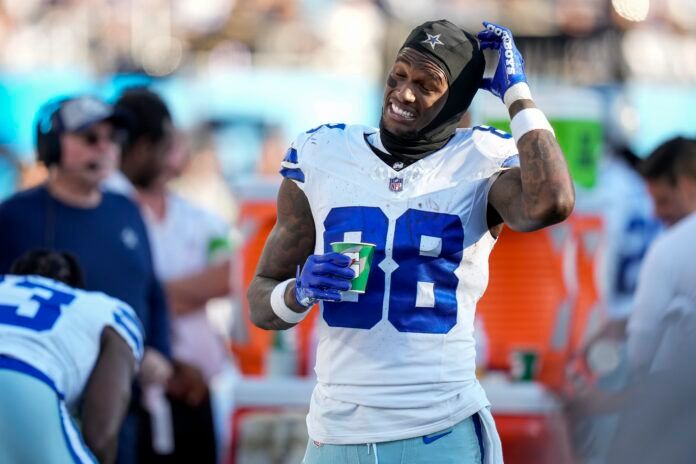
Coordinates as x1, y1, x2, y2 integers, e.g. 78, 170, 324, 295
294, 252, 355, 308
477, 22, 527, 102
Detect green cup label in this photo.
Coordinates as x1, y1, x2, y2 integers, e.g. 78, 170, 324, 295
330, 242, 376, 293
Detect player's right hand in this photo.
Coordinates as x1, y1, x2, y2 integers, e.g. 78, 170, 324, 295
295, 253, 355, 308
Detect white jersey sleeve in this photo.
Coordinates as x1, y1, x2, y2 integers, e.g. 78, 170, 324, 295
470, 125, 519, 196
471, 125, 518, 162
280, 123, 348, 190
107, 299, 145, 363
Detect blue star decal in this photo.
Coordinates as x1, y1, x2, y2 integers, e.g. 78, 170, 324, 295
421, 33, 444, 50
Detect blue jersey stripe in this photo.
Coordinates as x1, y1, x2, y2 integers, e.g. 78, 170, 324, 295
0, 355, 64, 399
472, 125, 513, 139
282, 147, 298, 164
306, 123, 345, 134
280, 167, 305, 183
116, 306, 144, 337
58, 399, 98, 463
502, 154, 520, 168
472, 413, 485, 463
113, 313, 143, 358
58, 398, 83, 464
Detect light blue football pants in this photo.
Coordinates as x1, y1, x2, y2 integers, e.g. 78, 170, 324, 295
0, 360, 97, 463
302, 413, 484, 464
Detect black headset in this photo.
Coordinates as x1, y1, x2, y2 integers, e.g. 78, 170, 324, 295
35, 97, 70, 167
35, 97, 71, 250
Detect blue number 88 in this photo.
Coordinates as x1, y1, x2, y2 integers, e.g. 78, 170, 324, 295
322, 206, 464, 334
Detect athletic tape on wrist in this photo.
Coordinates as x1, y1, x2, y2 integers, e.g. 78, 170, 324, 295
510, 108, 555, 143
271, 278, 309, 324
503, 82, 532, 109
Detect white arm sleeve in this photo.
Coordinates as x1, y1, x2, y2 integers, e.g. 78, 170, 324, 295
626, 239, 675, 373
109, 302, 145, 363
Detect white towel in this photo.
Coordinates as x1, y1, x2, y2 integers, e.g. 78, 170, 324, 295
478, 407, 504, 464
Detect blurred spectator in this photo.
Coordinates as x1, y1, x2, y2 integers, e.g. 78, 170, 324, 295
313, 0, 385, 79
565, 136, 696, 463
0, 94, 171, 464
555, 0, 606, 36
170, 125, 239, 225
256, 125, 287, 180
564, 142, 659, 464
237, 0, 321, 68
0, 0, 693, 87
112, 87, 234, 463
606, 136, 696, 463
626, 137, 696, 372
570, 143, 659, 343
607, 363, 696, 463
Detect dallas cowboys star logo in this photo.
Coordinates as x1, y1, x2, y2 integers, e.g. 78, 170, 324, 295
422, 33, 444, 50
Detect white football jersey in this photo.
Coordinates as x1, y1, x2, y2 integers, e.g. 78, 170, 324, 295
0, 275, 143, 406
282, 123, 518, 444
144, 192, 232, 381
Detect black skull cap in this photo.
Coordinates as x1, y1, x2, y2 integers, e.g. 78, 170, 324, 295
399, 19, 479, 84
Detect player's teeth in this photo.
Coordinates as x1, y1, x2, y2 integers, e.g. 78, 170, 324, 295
391, 103, 414, 119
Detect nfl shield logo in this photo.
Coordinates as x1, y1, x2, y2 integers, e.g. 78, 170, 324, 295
389, 177, 403, 192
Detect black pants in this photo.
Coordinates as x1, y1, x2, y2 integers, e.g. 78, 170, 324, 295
139, 394, 217, 464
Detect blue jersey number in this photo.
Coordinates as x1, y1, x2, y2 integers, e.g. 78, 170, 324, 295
615, 216, 660, 296
0, 281, 75, 332
322, 207, 387, 329
322, 206, 464, 334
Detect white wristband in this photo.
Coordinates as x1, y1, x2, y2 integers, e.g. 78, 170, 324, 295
510, 108, 555, 143
503, 82, 532, 109
270, 278, 309, 324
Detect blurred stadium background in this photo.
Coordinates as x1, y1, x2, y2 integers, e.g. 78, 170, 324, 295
0, 0, 695, 463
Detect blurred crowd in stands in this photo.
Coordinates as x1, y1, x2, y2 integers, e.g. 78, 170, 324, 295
0, 0, 694, 81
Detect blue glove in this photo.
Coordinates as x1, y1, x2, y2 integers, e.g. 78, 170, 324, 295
477, 21, 527, 101
295, 252, 355, 308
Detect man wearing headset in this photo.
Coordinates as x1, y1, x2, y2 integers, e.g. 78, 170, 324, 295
0, 95, 171, 464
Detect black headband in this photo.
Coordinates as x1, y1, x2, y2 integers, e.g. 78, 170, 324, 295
380, 20, 484, 159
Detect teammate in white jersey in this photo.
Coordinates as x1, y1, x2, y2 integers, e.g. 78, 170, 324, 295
0, 250, 143, 463
248, 20, 575, 464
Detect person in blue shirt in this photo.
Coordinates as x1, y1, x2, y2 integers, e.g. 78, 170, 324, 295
0, 95, 171, 464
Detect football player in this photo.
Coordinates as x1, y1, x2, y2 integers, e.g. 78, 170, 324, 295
248, 20, 574, 463
0, 250, 143, 463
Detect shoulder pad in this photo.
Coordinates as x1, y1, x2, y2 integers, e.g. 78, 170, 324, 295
305, 122, 346, 135
280, 123, 348, 183
471, 125, 518, 162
